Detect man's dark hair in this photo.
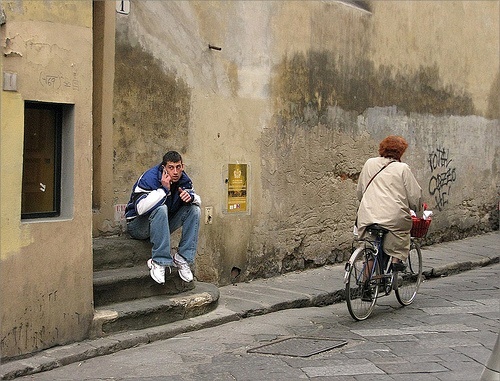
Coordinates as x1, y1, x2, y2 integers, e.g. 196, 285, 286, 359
162, 151, 183, 165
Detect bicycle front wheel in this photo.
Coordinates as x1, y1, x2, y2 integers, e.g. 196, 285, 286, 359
345, 247, 379, 321
395, 240, 423, 306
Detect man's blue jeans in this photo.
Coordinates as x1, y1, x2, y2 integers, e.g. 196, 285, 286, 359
127, 204, 200, 266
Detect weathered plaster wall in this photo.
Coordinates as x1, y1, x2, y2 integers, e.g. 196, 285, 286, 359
0, 0, 94, 359
108, 1, 499, 285
92, 0, 116, 235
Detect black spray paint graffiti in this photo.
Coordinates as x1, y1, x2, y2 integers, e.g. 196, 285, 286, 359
428, 147, 457, 211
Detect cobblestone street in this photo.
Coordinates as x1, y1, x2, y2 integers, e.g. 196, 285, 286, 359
19, 262, 499, 380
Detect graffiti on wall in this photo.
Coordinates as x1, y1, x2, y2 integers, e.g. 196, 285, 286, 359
0, 289, 61, 356
39, 72, 81, 91
428, 147, 456, 211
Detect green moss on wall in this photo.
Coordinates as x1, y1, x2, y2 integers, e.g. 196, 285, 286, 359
272, 50, 475, 124
486, 71, 500, 120
113, 43, 191, 195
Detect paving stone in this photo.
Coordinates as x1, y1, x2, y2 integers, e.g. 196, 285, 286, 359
302, 362, 385, 377
375, 361, 448, 374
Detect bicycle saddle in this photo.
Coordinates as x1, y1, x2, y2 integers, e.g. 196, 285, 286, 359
366, 224, 390, 235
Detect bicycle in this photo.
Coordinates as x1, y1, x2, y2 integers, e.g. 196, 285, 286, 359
343, 217, 431, 321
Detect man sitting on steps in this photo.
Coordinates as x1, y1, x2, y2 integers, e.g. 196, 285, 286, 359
125, 151, 201, 284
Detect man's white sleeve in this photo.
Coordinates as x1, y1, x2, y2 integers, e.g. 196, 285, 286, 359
136, 188, 168, 215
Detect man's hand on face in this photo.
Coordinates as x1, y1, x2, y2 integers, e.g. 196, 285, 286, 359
161, 167, 171, 191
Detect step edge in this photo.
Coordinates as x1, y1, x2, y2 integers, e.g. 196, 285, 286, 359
90, 283, 219, 338
94, 282, 219, 312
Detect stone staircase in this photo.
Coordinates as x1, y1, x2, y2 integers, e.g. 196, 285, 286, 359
90, 235, 219, 338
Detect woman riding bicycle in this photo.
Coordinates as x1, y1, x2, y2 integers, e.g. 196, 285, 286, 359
356, 135, 423, 271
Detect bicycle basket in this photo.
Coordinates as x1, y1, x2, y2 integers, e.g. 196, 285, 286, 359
411, 216, 431, 238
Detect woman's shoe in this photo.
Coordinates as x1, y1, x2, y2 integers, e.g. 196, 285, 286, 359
391, 261, 407, 272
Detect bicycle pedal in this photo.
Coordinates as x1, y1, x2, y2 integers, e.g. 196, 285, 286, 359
361, 292, 374, 302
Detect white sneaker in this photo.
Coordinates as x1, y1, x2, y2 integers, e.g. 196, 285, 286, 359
147, 259, 166, 284
173, 253, 193, 282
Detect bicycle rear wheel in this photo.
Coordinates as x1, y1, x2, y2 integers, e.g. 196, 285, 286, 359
395, 240, 423, 306
345, 247, 380, 321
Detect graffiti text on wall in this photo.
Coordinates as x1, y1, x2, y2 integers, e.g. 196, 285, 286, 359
428, 147, 456, 211
39, 72, 81, 91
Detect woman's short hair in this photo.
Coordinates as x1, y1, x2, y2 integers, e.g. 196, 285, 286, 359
378, 135, 408, 161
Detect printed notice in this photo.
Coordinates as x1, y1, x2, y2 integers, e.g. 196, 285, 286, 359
227, 164, 247, 213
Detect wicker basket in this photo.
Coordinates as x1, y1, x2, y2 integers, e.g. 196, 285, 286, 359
411, 217, 432, 238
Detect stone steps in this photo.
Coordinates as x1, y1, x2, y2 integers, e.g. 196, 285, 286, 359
91, 235, 219, 337
93, 265, 196, 307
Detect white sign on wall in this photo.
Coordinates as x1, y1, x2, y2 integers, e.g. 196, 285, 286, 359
116, 0, 130, 15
